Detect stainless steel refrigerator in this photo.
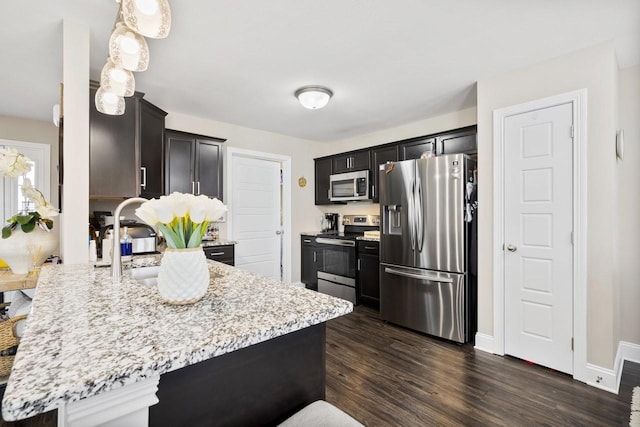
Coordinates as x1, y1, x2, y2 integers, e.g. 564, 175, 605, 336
379, 153, 477, 343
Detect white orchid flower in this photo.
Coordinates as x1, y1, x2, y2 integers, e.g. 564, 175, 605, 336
21, 178, 59, 218
0, 147, 32, 178
35, 202, 59, 219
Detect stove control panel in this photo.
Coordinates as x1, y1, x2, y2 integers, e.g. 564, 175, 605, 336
342, 215, 380, 226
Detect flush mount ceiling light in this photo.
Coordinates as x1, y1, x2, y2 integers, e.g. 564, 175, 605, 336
95, 87, 125, 115
295, 86, 333, 110
100, 57, 135, 96
109, 22, 150, 72
121, 0, 172, 39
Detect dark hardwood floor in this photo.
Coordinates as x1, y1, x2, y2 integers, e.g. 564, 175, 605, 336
326, 305, 639, 427
0, 305, 637, 426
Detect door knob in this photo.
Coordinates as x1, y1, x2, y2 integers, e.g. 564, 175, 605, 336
506, 244, 517, 252
276, 230, 283, 235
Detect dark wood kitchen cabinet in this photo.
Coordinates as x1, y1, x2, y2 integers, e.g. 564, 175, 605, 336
357, 240, 379, 308
314, 157, 332, 205
331, 150, 370, 173
204, 244, 234, 266
370, 145, 398, 203
139, 99, 167, 199
437, 127, 477, 157
165, 130, 225, 200
399, 136, 436, 161
89, 82, 167, 199
301, 236, 319, 291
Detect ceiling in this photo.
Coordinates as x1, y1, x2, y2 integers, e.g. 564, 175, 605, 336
1, 0, 639, 142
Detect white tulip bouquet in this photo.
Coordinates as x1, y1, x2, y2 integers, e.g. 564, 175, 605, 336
0, 147, 58, 238
135, 193, 227, 249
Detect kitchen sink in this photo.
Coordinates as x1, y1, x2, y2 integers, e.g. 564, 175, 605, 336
129, 265, 160, 287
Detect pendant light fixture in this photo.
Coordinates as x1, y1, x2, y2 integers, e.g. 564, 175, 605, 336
96, 0, 171, 115
109, 22, 150, 72
121, 0, 172, 39
95, 87, 126, 115
295, 86, 333, 110
100, 57, 135, 96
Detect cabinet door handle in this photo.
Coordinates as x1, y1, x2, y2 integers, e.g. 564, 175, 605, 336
208, 252, 225, 256
304, 239, 311, 243
313, 251, 317, 262
192, 181, 196, 194
197, 181, 201, 195
372, 184, 375, 198
140, 167, 147, 190
365, 246, 377, 250
357, 259, 361, 270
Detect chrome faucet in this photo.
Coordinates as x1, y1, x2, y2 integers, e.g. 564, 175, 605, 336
112, 197, 148, 283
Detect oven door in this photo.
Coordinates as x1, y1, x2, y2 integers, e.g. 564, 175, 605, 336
316, 237, 356, 278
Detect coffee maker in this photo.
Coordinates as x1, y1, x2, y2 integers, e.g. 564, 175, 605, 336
321, 213, 339, 233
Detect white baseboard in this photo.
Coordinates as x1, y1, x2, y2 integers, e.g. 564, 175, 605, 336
474, 333, 495, 354
584, 363, 618, 393
583, 341, 640, 394
291, 281, 305, 288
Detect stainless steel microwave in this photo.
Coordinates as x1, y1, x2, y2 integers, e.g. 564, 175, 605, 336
329, 170, 370, 202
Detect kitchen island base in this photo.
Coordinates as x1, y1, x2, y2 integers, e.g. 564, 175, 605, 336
150, 323, 326, 427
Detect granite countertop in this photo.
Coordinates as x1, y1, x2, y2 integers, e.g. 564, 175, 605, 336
356, 236, 380, 242
1, 260, 352, 421
201, 239, 238, 247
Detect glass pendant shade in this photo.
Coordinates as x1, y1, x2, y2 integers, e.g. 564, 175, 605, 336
100, 58, 135, 96
295, 86, 333, 109
121, 0, 171, 39
95, 87, 125, 115
109, 22, 150, 72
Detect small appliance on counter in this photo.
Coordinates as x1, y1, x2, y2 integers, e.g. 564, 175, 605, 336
100, 222, 158, 256
321, 213, 339, 233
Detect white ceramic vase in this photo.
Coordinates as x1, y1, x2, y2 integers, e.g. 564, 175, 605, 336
157, 247, 210, 304
0, 227, 59, 275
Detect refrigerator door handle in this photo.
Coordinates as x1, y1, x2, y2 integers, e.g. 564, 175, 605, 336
415, 175, 424, 252
408, 179, 416, 251
384, 267, 454, 283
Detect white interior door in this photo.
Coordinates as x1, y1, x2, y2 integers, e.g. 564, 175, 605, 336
503, 102, 574, 374
231, 156, 282, 280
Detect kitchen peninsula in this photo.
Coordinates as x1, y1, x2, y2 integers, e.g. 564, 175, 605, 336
1, 259, 352, 426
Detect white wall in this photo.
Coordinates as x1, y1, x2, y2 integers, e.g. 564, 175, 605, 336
477, 42, 619, 368
164, 112, 325, 283
617, 65, 640, 344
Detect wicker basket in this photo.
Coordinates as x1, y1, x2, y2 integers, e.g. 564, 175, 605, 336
0, 314, 27, 377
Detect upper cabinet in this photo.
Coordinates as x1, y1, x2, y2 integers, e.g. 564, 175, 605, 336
399, 137, 436, 161
332, 150, 370, 173
370, 145, 398, 203
314, 157, 332, 205
139, 100, 167, 199
165, 130, 225, 200
313, 125, 476, 205
89, 82, 167, 199
437, 127, 477, 156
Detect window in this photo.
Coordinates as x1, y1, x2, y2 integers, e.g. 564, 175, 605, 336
1, 140, 51, 225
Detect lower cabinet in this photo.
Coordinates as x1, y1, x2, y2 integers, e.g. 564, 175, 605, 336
357, 240, 380, 308
204, 245, 235, 266
301, 236, 319, 291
